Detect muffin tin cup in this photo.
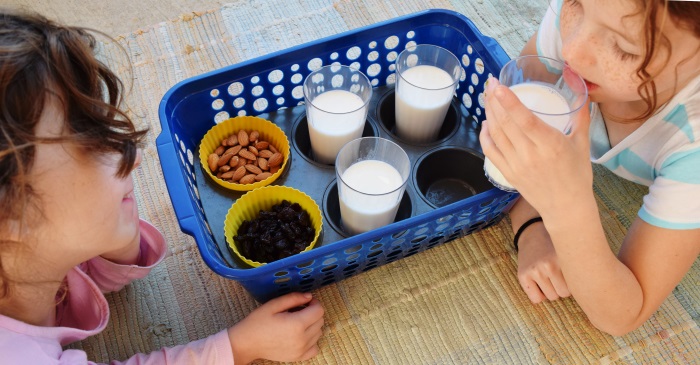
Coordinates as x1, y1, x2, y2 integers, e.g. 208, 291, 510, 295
199, 116, 291, 191
224, 185, 323, 268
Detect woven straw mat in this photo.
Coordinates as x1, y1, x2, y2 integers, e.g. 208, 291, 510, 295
59, 0, 700, 364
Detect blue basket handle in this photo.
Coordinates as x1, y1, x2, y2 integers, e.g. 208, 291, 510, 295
155, 133, 198, 236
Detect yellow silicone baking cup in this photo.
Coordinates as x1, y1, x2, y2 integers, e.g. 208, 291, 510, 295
198, 116, 290, 191
224, 185, 323, 268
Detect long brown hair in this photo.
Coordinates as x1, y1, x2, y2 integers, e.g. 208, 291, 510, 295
0, 10, 147, 298
634, 0, 700, 120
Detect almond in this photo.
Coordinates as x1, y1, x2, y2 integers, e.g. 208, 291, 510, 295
237, 157, 247, 168
248, 146, 259, 156
231, 166, 246, 181
249, 130, 259, 143
228, 156, 240, 167
255, 141, 269, 150
269, 144, 278, 153
268, 152, 283, 167
226, 134, 239, 147
221, 170, 235, 180
258, 157, 268, 171
239, 174, 256, 184
238, 149, 256, 161
214, 146, 225, 156
245, 164, 263, 175
255, 172, 272, 181
238, 130, 249, 147
219, 165, 231, 172
259, 149, 274, 159
226, 145, 242, 156
218, 151, 235, 167
207, 154, 219, 172
270, 165, 280, 174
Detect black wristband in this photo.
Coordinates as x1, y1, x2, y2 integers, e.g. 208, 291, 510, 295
513, 217, 543, 252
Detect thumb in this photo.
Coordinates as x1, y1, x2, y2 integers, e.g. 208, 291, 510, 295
264, 292, 313, 313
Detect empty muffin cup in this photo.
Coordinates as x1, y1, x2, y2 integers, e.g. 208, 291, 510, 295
413, 147, 493, 208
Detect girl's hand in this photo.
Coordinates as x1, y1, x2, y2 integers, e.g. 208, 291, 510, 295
480, 77, 593, 217
516, 224, 571, 303
228, 292, 325, 364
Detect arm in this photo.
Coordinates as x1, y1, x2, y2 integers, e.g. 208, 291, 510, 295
481, 78, 700, 335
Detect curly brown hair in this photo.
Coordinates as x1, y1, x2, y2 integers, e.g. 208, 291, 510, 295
0, 10, 147, 298
633, 0, 700, 120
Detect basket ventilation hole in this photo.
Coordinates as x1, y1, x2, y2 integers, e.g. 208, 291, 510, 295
308, 58, 323, 71
214, 111, 229, 124
211, 99, 224, 110
346, 46, 361, 61
268, 69, 284, 83
228, 82, 244, 96
384, 35, 399, 50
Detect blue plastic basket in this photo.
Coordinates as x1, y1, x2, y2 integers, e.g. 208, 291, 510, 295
156, 9, 519, 302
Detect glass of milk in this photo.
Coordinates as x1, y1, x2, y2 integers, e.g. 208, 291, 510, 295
335, 137, 411, 235
483, 55, 588, 191
395, 44, 461, 144
303, 65, 372, 165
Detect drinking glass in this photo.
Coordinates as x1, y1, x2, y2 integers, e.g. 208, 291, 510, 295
395, 44, 461, 144
335, 137, 410, 235
303, 65, 372, 165
484, 55, 588, 191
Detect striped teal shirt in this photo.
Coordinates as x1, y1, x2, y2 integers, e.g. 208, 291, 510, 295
537, 0, 700, 229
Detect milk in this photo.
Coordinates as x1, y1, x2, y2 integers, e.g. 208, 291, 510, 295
484, 82, 572, 190
338, 160, 404, 235
307, 90, 367, 164
509, 83, 572, 131
395, 65, 455, 143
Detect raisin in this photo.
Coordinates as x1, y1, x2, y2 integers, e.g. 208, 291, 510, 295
233, 200, 316, 264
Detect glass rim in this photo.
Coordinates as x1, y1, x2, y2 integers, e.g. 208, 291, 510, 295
501, 55, 589, 117
303, 64, 372, 115
335, 137, 410, 197
396, 44, 461, 91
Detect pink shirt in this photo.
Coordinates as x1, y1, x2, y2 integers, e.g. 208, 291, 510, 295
0, 220, 235, 364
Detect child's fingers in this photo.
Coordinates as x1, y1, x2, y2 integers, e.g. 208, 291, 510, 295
299, 344, 320, 361
549, 274, 571, 298
479, 121, 512, 179
519, 276, 546, 304
539, 277, 561, 301
486, 83, 535, 152
490, 82, 560, 145
305, 316, 324, 335
291, 298, 324, 324
304, 330, 324, 352
265, 292, 313, 313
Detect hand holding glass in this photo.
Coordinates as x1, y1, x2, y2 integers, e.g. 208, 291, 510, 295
483, 55, 588, 191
